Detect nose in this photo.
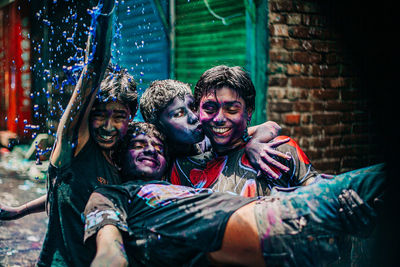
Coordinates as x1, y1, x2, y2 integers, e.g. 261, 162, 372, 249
187, 109, 199, 124
143, 143, 156, 155
104, 118, 115, 132
213, 109, 226, 126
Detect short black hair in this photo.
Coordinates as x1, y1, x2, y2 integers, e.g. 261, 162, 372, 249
194, 65, 255, 113
96, 64, 138, 116
139, 79, 192, 125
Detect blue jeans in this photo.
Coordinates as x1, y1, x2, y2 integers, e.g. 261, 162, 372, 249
255, 164, 386, 266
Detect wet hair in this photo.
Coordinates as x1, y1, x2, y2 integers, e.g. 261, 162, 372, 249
113, 122, 169, 178
139, 79, 192, 125
95, 64, 138, 116
194, 65, 255, 113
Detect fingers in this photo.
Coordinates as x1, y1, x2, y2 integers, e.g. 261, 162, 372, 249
260, 153, 290, 173
257, 160, 280, 179
263, 148, 291, 161
269, 137, 290, 148
338, 189, 376, 237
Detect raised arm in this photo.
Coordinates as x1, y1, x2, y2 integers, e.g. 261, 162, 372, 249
51, 0, 115, 167
0, 194, 46, 220
91, 225, 128, 267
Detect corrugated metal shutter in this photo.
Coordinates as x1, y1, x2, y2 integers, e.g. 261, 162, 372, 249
113, 0, 169, 120
175, 0, 246, 88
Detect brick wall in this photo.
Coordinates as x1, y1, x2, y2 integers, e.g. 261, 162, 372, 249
266, 0, 381, 174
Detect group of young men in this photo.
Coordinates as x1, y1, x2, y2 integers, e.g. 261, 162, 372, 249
0, 0, 386, 266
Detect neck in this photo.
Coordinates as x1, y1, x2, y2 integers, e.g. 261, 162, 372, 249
213, 139, 246, 156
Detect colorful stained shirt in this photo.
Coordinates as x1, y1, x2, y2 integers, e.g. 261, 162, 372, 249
169, 136, 320, 197
83, 180, 254, 266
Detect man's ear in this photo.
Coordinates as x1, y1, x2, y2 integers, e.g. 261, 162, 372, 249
246, 109, 253, 124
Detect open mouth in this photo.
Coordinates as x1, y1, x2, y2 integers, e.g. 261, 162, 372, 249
138, 157, 159, 167
97, 134, 116, 143
211, 127, 231, 135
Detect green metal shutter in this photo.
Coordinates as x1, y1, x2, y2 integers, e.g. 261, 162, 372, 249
113, 0, 170, 120
174, 0, 246, 88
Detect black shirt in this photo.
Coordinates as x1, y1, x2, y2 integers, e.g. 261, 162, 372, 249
37, 138, 121, 266
84, 180, 254, 266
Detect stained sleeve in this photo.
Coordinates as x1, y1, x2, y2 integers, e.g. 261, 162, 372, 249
83, 191, 129, 244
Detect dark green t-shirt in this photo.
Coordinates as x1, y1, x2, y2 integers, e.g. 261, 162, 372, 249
37, 138, 121, 266
84, 180, 254, 266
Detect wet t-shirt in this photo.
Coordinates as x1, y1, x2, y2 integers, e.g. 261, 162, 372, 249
83, 180, 254, 266
170, 136, 320, 197
37, 138, 121, 266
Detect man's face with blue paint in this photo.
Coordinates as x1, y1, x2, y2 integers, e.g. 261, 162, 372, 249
159, 95, 204, 145
122, 133, 167, 181
89, 101, 131, 150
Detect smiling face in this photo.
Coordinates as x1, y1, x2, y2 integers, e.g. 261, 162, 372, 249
122, 133, 167, 181
89, 101, 131, 150
199, 87, 252, 154
159, 95, 204, 145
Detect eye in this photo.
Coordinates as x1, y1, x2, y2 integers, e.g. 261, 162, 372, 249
113, 115, 126, 123
225, 106, 240, 114
173, 109, 185, 118
202, 103, 217, 114
92, 112, 106, 120
129, 141, 145, 150
154, 144, 164, 154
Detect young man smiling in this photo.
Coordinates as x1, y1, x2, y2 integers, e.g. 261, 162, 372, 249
0, 1, 138, 265
170, 65, 322, 197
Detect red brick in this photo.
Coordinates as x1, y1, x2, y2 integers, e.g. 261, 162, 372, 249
269, 0, 294, 12
270, 37, 285, 48
312, 113, 341, 125
269, 101, 294, 112
284, 114, 301, 125
324, 125, 351, 135
287, 64, 302, 75
268, 76, 288, 86
323, 77, 348, 88
292, 51, 322, 63
290, 77, 321, 88
287, 13, 302, 25
288, 26, 309, 38
313, 40, 333, 53
311, 64, 339, 77
270, 24, 289, 37
325, 101, 354, 111
311, 89, 339, 100
269, 12, 286, 24
313, 137, 331, 147
269, 50, 290, 62
284, 39, 301, 50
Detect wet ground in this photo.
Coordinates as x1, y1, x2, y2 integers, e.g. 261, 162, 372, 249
0, 167, 47, 267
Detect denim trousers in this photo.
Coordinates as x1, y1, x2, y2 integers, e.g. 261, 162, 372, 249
255, 163, 386, 266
